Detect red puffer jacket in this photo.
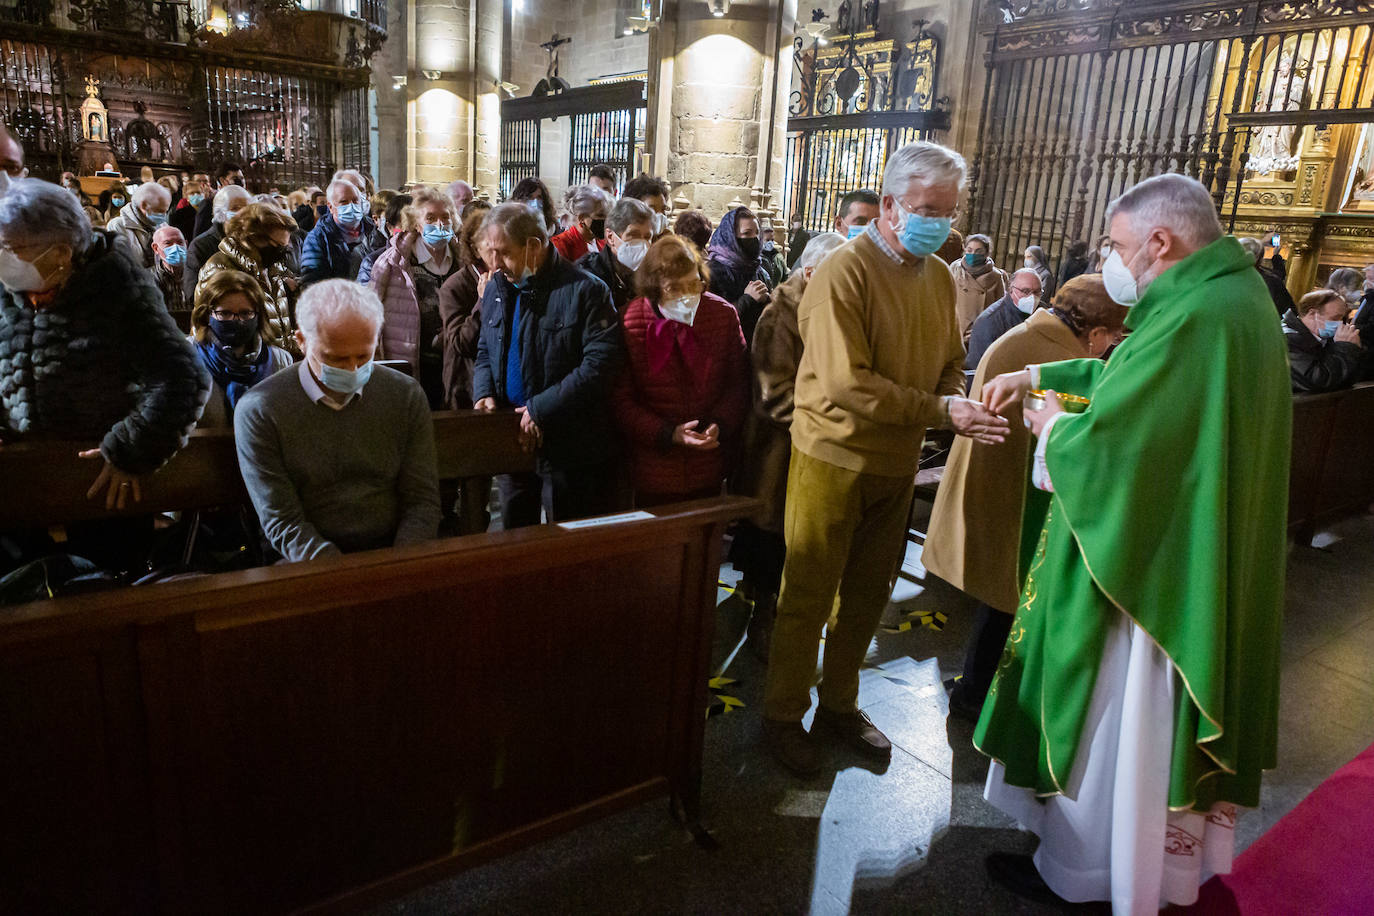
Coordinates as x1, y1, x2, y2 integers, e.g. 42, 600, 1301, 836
613, 293, 750, 502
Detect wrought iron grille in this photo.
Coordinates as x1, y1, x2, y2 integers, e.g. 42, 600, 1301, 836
500, 117, 541, 200
339, 85, 370, 177
204, 66, 338, 188
782, 14, 950, 231
969, 1, 1374, 272
568, 107, 642, 191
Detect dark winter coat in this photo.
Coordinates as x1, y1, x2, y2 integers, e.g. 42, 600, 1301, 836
965, 294, 1030, 370
577, 246, 635, 314
1283, 308, 1364, 394
299, 211, 386, 288
473, 248, 625, 471
0, 233, 211, 473
184, 223, 225, 301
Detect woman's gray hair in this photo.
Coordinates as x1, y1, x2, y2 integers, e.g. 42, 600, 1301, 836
1327, 267, 1363, 296
0, 178, 91, 258
965, 233, 992, 250
1237, 237, 1264, 263
212, 185, 252, 224
483, 201, 548, 246
296, 278, 384, 340
792, 231, 846, 276
1105, 173, 1222, 249
563, 184, 611, 219
131, 181, 171, 210
880, 141, 967, 197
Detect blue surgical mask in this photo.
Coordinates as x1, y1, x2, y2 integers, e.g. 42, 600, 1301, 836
111, 196, 125, 208
163, 244, 186, 266
188, 193, 205, 207
889, 200, 951, 258
847, 224, 866, 240
146, 210, 167, 227
421, 224, 453, 246
318, 359, 373, 395
1319, 320, 1341, 340
964, 252, 987, 268
335, 202, 367, 227
525, 199, 542, 216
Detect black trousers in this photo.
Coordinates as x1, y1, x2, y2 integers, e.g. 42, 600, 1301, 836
496, 460, 623, 529
958, 602, 1015, 703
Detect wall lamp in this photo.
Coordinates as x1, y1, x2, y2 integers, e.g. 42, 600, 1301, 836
392, 75, 407, 90
708, 0, 729, 17
420, 69, 443, 80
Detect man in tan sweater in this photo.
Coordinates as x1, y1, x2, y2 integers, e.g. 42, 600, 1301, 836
763, 142, 1011, 775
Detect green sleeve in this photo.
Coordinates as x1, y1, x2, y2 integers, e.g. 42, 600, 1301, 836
1037, 357, 1104, 398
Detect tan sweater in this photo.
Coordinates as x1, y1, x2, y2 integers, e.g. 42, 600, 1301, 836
791, 232, 966, 477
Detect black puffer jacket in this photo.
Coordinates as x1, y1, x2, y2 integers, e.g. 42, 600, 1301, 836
0, 232, 211, 473
473, 247, 624, 470
1282, 308, 1364, 394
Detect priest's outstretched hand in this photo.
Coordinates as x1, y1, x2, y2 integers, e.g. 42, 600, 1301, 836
948, 397, 1010, 445
981, 368, 1033, 416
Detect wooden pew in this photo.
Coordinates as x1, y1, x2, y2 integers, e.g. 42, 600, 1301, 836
1288, 388, 1344, 545
1308, 381, 1374, 535
0, 496, 754, 914
0, 410, 533, 531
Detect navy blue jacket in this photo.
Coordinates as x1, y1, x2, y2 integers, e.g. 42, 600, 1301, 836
299, 212, 385, 287
473, 247, 624, 470
965, 294, 1029, 370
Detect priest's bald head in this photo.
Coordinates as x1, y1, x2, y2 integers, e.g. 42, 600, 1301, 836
1102, 174, 1223, 305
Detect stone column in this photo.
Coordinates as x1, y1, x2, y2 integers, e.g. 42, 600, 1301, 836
407, 0, 474, 185
647, 0, 796, 219
472, 0, 503, 197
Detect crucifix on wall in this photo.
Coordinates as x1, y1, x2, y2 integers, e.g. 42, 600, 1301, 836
533, 33, 572, 96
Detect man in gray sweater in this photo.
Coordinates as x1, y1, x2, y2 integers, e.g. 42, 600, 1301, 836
235, 279, 441, 562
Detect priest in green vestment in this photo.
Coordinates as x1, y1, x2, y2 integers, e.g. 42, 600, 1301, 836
974, 174, 1291, 913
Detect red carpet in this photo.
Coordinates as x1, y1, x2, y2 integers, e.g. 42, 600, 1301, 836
1184, 742, 1374, 915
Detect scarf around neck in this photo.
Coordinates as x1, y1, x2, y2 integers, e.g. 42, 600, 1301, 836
195, 338, 273, 408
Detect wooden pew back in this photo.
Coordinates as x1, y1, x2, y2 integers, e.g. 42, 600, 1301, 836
0, 410, 533, 531
0, 497, 750, 914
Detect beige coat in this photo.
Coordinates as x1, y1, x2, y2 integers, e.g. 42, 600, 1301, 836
949, 259, 1008, 345
734, 271, 806, 532
922, 308, 1085, 613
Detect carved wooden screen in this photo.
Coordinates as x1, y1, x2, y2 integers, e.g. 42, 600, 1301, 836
0, 40, 74, 167
969, 1, 1374, 270
783, 11, 950, 232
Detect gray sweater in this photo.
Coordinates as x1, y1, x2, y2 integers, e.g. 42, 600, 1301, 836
234, 362, 441, 561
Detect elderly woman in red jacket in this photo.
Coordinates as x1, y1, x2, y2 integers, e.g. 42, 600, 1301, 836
613, 236, 749, 507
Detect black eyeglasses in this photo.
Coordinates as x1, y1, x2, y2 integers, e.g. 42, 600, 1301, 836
210, 309, 257, 322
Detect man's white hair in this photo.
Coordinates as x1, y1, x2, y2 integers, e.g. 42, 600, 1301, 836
296, 278, 385, 339
152, 225, 184, 246
880, 141, 967, 198
448, 179, 472, 201
1105, 173, 1222, 250
132, 181, 171, 209
1010, 267, 1042, 287
327, 178, 360, 205
212, 185, 252, 224
1237, 237, 1264, 263
332, 169, 367, 194
793, 231, 847, 276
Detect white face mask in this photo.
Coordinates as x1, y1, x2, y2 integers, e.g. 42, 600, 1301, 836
1101, 249, 1140, 307
1016, 293, 1037, 315
660, 293, 701, 326
651, 212, 669, 235
616, 239, 649, 272
0, 246, 52, 292
1099, 245, 1111, 260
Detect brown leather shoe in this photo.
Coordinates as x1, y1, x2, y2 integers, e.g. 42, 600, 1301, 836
812, 706, 892, 759
762, 718, 823, 777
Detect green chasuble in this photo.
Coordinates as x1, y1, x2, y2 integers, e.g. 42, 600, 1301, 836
973, 236, 1291, 813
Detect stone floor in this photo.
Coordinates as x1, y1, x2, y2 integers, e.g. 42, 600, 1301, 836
375, 512, 1374, 915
